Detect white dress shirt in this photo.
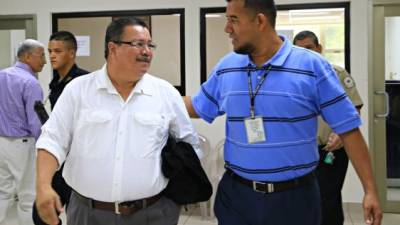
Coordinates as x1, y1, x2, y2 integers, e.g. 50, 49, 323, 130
36, 65, 200, 202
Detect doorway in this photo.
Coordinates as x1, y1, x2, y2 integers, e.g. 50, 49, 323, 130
372, 0, 400, 213
0, 15, 36, 69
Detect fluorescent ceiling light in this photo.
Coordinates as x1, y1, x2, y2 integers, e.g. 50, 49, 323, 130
290, 16, 343, 21
289, 8, 344, 14
206, 14, 222, 18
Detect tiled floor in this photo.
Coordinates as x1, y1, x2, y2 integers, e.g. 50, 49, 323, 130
2, 201, 399, 225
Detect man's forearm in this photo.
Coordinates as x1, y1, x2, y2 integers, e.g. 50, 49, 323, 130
183, 96, 200, 118
340, 129, 378, 194
36, 149, 59, 190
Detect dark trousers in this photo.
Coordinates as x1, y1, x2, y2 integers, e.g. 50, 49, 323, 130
214, 171, 321, 225
317, 146, 349, 225
32, 165, 71, 225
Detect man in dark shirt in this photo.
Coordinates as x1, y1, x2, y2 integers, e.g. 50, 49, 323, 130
47, 31, 89, 109
33, 31, 89, 225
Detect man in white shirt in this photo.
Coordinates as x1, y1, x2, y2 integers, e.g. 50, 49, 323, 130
35, 17, 200, 225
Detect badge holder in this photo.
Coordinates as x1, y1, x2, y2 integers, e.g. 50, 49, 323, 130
245, 109, 266, 144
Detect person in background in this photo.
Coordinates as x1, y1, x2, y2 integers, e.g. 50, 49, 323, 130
183, 0, 382, 224
47, 31, 89, 109
32, 31, 89, 225
294, 30, 363, 225
0, 39, 46, 225
35, 17, 200, 225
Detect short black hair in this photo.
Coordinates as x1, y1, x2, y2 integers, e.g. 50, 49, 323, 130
293, 30, 319, 46
49, 31, 78, 51
104, 17, 149, 59
226, 0, 277, 27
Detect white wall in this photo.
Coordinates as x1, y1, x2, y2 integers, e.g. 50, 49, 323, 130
0, 29, 25, 69
0, 0, 371, 203
385, 17, 400, 80
150, 15, 181, 86
0, 30, 11, 69
9, 30, 26, 65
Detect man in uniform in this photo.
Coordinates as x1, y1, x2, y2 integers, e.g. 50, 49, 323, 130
32, 31, 89, 225
47, 31, 89, 109
183, 1, 382, 225
294, 30, 363, 225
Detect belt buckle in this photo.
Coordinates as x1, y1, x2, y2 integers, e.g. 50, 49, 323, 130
252, 181, 274, 193
115, 202, 120, 215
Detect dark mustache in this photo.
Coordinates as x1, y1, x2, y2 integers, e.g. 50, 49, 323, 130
136, 55, 151, 63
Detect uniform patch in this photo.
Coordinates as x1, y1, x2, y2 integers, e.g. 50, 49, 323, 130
343, 76, 354, 88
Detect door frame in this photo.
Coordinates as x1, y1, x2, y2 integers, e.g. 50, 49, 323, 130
371, 0, 400, 213
0, 15, 37, 39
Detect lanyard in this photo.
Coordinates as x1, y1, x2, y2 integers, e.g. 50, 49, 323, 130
248, 65, 272, 119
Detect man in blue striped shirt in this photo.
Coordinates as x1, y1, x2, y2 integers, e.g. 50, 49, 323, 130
0, 39, 46, 225
184, 0, 382, 225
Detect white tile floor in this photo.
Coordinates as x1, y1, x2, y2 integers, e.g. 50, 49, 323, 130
2, 201, 399, 225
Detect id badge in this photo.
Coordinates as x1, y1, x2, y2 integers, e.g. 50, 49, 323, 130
244, 117, 266, 143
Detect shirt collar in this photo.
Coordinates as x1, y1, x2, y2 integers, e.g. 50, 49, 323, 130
247, 35, 292, 68
53, 64, 78, 78
50, 64, 79, 87
95, 64, 153, 96
14, 61, 36, 77
132, 75, 153, 96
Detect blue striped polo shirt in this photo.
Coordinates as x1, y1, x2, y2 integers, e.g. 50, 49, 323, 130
192, 36, 361, 182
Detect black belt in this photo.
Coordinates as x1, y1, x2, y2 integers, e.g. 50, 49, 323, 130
73, 191, 162, 216
226, 169, 316, 193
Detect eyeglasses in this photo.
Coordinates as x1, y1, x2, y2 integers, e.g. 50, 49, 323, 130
113, 40, 157, 51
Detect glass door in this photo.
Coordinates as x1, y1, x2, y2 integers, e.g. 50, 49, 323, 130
372, 2, 400, 213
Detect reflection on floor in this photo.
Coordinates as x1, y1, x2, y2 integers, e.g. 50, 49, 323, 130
2, 201, 400, 225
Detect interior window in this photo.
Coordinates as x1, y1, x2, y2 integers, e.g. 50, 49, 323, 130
276, 7, 346, 68
53, 9, 186, 95
200, 3, 349, 84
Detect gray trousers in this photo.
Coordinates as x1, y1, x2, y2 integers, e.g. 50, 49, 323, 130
67, 191, 181, 225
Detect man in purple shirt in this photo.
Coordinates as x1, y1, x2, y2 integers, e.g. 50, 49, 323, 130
0, 39, 46, 225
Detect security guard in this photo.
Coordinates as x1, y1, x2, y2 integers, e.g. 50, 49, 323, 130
294, 30, 363, 225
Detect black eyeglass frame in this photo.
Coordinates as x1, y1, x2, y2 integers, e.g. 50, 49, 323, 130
112, 40, 157, 50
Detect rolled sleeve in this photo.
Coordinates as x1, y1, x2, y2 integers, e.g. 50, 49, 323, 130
167, 87, 202, 158
36, 130, 67, 169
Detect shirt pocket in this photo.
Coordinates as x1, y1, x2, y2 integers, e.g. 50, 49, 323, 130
74, 110, 114, 158
131, 113, 168, 158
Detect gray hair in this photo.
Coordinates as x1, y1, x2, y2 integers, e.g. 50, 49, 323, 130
17, 39, 45, 59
